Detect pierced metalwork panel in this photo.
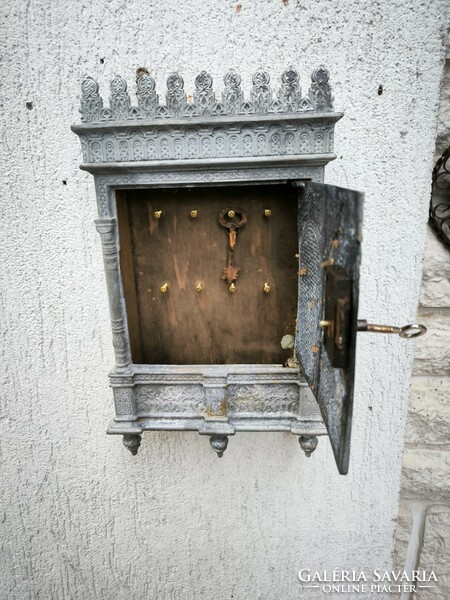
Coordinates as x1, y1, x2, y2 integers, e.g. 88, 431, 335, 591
78, 66, 334, 123
72, 66, 342, 170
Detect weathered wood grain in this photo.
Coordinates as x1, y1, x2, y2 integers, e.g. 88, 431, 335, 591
119, 185, 297, 364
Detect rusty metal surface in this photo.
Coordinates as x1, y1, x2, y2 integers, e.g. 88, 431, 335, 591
218, 207, 248, 285
322, 266, 353, 369
295, 181, 363, 474
357, 320, 427, 338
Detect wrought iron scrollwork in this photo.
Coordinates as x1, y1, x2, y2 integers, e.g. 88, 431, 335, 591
430, 145, 450, 248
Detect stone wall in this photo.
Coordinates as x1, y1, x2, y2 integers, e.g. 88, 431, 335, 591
393, 53, 450, 600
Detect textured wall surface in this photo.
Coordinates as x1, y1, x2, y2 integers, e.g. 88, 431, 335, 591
0, 1, 448, 599
393, 51, 450, 600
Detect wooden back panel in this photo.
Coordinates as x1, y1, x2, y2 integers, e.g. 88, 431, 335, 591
117, 184, 298, 364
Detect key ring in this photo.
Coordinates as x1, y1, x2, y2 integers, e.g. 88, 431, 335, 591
218, 207, 248, 230
399, 324, 427, 338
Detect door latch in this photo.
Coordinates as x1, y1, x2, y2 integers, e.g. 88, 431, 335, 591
320, 266, 426, 368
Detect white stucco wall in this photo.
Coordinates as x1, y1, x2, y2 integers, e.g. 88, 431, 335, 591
393, 50, 450, 600
0, 2, 448, 599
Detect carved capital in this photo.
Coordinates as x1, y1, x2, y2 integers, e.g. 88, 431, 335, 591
95, 218, 118, 270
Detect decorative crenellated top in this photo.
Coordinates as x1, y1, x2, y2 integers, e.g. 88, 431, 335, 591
73, 65, 341, 170
79, 66, 334, 123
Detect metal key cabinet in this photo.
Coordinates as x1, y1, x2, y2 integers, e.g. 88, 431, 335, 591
72, 66, 425, 474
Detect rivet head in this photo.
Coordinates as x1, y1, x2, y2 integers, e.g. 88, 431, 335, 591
263, 282, 271, 294
190, 209, 199, 218
160, 282, 169, 293
195, 281, 203, 292
154, 210, 163, 219
264, 209, 272, 217
227, 210, 235, 219
321, 258, 335, 268
229, 283, 236, 293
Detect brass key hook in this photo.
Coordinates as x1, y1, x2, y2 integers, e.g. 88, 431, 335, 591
356, 320, 427, 338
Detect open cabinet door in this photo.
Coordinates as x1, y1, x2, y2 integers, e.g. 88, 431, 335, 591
295, 182, 363, 475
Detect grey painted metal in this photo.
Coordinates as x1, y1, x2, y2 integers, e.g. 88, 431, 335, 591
77, 66, 334, 123
72, 66, 340, 171
298, 436, 319, 457
72, 66, 341, 457
209, 436, 229, 458
295, 182, 363, 474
